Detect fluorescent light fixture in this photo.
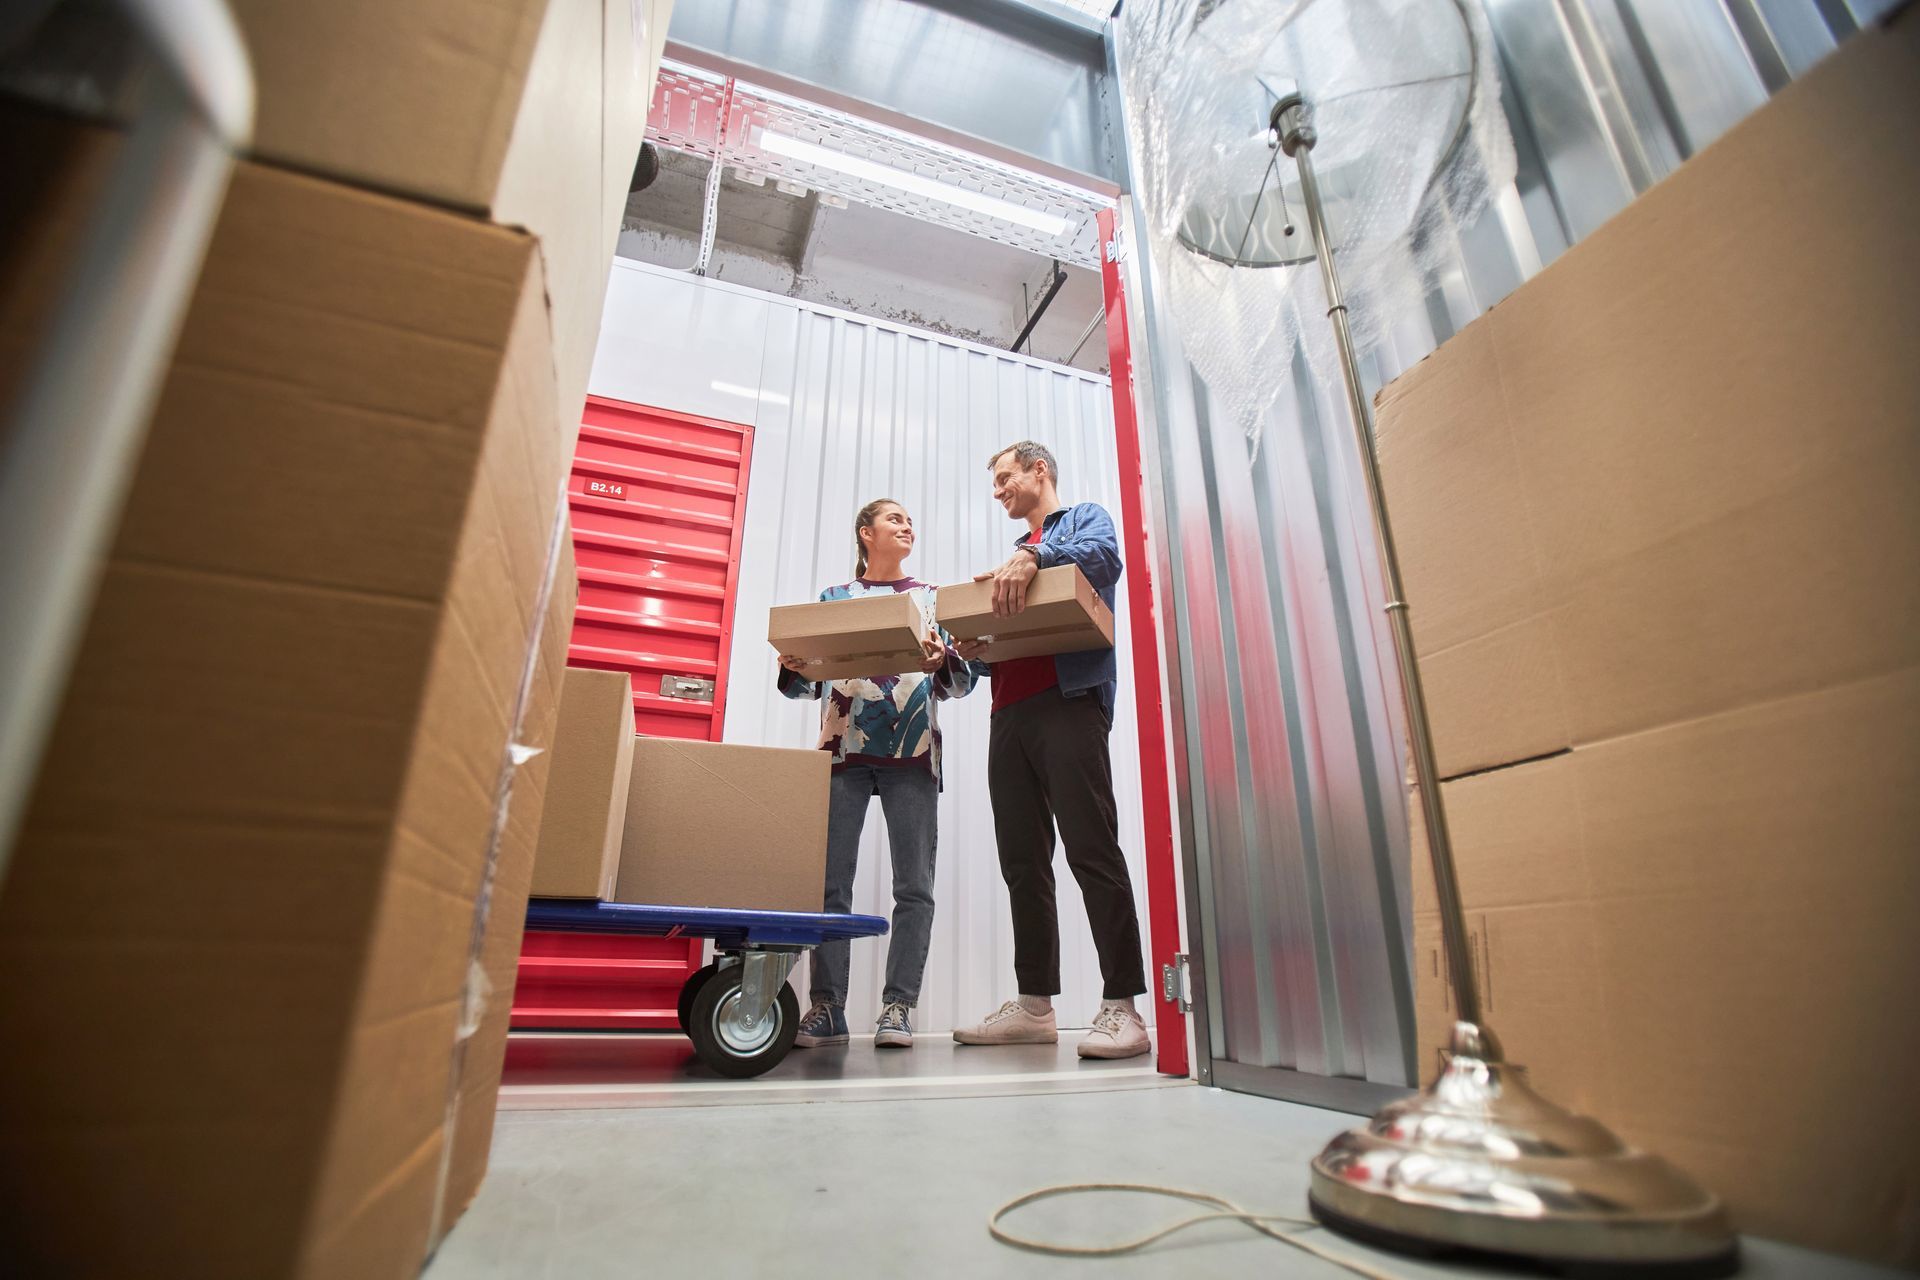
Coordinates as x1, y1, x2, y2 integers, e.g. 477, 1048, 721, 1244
758, 131, 1075, 238
711, 380, 791, 406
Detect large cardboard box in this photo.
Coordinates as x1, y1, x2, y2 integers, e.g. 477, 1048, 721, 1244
768, 590, 935, 682
0, 117, 570, 1279
1384, 17, 1920, 1267
615, 739, 830, 913
1377, 18, 1920, 785
226, 0, 675, 424
438, 537, 578, 1242
937, 564, 1114, 661
530, 667, 637, 899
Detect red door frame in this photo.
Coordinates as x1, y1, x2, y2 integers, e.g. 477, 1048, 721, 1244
1099, 208, 1188, 1078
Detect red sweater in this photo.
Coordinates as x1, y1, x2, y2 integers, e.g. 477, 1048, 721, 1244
990, 530, 1059, 712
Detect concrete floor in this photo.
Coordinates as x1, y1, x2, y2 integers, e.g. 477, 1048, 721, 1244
429, 1034, 1904, 1280
495, 1028, 1178, 1110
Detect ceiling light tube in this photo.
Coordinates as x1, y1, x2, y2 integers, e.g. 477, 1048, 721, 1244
758, 130, 1075, 238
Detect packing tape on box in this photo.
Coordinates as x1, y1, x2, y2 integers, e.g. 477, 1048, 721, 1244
426, 475, 572, 1246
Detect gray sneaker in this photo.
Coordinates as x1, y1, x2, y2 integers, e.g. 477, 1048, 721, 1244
875, 1001, 914, 1049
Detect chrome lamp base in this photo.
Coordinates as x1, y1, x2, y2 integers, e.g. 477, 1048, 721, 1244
1308, 1023, 1740, 1278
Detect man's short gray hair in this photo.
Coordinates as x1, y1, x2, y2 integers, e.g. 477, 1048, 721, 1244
987, 440, 1059, 488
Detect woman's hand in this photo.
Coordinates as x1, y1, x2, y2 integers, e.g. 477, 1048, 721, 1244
778, 654, 812, 674
918, 636, 947, 673
953, 637, 990, 663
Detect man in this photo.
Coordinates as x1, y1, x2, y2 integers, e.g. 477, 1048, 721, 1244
951, 441, 1149, 1060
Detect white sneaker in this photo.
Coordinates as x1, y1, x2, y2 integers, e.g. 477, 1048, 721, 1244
953, 999, 1058, 1045
1078, 1004, 1149, 1059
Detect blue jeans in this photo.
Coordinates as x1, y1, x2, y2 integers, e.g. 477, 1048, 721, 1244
810, 762, 938, 1009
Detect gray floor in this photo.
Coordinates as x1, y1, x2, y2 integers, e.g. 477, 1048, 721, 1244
496, 1028, 1178, 1110
432, 1035, 1904, 1280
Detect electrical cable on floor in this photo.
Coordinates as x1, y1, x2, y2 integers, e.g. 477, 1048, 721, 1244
988, 1183, 1407, 1278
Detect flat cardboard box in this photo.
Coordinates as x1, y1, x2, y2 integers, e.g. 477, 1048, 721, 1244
530, 667, 637, 898
439, 534, 577, 1240
615, 739, 829, 913
1374, 12, 1920, 783
936, 564, 1114, 662
0, 113, 568, 1280
1389, 18, 1920, 1268
768, 589, 935, 682
227, 0, 675, 424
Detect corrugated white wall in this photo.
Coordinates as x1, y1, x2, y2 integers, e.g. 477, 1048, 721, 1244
589, 258, 1149, 1035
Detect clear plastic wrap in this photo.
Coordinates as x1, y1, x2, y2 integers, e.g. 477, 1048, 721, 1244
1122, 0, 1516, 443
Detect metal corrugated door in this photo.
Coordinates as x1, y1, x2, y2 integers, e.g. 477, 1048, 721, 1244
511, 396, 753, 1031
569, 396, 754, 741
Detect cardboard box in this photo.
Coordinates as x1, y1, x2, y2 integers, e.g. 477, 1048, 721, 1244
1376, 14, 1920, 785
438, 534, 577, 1242
615, 739, 829, 913
530, 667, 637, 899
936, 564, 1114, 661
1410, 669, 1920, 1266
1388, 18, 1920, 1268
0, 115, 569, 1279
768, 590, 936, 682
227, 0, 675, 424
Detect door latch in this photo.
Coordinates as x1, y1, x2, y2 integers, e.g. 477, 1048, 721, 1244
660, 675, 715, 702
1160, 953, 1192, 1013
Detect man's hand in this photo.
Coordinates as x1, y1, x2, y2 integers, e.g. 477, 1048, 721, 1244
978, 550, 1040, 617
954, 637, 991, 662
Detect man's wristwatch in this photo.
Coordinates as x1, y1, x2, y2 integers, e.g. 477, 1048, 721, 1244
1017, 543, 1043, 566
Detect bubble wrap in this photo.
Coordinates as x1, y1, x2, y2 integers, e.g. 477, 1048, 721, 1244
1122, 0, 1517, 444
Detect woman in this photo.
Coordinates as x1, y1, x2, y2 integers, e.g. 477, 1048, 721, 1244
777, 498, 975, 1050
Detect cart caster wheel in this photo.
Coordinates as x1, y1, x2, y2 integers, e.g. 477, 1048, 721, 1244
688, 969, 799, 1079
677, 962, 722, 1035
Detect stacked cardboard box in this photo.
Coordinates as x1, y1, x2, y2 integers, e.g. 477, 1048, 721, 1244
225, 0, 675, 427
615, 739, 831, 914
0, 2, 672, 1273
531, 668, 638, 900
1379, 16, 1919, 1268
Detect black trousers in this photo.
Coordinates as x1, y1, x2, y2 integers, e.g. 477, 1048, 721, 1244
988, 686, 1148, 1000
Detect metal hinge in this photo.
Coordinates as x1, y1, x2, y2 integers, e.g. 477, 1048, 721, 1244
660, 675, 715, 702
1160, 953, 1192, 1013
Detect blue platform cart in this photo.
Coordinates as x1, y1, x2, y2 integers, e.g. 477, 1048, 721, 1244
524, 900, 889, 1078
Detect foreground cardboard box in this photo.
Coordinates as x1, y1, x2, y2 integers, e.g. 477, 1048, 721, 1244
768, 590, 934, 681
615, 739, 829, 913
1377, 17, 1920, 785
439, 538, 578, 1240
531, 667, 637, 899
0, 115, 569, 1279
227, 0, 674, 424
937, 564, 1114, 661
1386, 18, 1920, 1267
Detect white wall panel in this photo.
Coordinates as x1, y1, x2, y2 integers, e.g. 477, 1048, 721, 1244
589, 264, 774, 423
588, 259, 1148, 1035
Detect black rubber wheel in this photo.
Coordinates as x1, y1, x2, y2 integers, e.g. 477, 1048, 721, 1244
687, 969, 800, 1079
676, 961, 722, 1035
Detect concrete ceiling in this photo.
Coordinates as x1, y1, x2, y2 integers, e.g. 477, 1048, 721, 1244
618, 148, 1110, 375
